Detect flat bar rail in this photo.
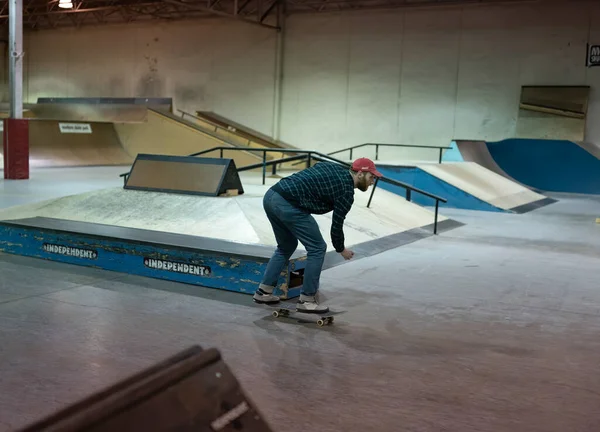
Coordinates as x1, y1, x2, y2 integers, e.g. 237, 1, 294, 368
119, 146, 447, 234
328, 142, 452, 164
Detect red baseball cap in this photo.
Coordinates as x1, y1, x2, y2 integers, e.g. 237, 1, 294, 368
351, 157, 382, 177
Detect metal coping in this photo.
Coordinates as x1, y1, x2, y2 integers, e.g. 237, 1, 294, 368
0, 217, 298, 261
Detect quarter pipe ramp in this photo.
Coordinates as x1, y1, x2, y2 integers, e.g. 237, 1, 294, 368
447, 139, 600, 195
0, 103, 263, 170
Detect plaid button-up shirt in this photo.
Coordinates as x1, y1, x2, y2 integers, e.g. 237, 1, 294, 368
271, 162, 355, 252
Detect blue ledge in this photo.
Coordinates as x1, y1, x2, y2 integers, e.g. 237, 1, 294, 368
0, 217, 305, 299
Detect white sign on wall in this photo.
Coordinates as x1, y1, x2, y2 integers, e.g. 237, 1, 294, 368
59, 123, 93, 134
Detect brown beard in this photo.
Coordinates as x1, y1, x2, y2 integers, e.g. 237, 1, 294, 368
358, 176, 369, 191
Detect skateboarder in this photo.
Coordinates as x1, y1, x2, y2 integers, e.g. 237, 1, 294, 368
253, 157, 382, 313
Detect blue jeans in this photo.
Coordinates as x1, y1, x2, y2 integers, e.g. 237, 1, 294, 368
261, 189, 327, 296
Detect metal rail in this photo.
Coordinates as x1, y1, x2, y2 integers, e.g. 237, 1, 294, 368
328, 142, 452, 164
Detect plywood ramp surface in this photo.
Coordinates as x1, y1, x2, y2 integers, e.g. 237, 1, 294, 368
115, 110, 263, 168
188, 116, 264, 149
0, 111, 265, 170
194, 111, 283, 148
418, 162, 546, 210
0, 120, 133, 168
0, 182, 446, 253
452, 140, 526, 186
171, 111, 288, 161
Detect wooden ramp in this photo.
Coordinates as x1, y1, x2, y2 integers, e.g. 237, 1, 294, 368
116, 109, 262, 167
17, 345, 274, 431
0, 103, 263, 170
0, 119, 133, 168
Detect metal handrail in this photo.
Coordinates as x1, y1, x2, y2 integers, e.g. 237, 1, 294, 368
327, 142, 452, 164
177, 109, 222, 135
119, 146, 448, 234
176, 108, 283, 150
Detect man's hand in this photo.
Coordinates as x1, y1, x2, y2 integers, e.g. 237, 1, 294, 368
340, 248, 354, 260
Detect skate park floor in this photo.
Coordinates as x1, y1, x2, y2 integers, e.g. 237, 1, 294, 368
2, 168, 600, 431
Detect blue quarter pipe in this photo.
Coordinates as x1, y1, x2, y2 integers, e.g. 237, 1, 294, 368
447, 139, 600, 195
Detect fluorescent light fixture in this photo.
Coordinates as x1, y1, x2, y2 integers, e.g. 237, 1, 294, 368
58, 0, 73, 8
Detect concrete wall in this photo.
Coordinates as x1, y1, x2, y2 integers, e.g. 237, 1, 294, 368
280, 2, 600, 159
22, 19, 277, 137
16, 1, 600, 160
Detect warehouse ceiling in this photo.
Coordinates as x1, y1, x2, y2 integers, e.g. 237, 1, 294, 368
0, 0, 584, 31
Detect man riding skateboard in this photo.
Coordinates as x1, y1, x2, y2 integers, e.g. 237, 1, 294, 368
253, 157, 382, 313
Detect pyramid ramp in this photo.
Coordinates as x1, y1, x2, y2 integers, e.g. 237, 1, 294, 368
0, 178, 461, 298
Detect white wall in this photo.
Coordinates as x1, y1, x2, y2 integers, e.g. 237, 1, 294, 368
280, 2, 600, 159
17, 1, 600, 161
22, 18, 277, 136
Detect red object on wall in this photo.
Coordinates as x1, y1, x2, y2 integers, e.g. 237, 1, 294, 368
3, 118, 29, 179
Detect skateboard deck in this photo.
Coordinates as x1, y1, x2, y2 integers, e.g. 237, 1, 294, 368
266, 303, 340, 327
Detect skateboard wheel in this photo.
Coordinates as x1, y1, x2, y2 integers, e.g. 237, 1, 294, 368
272, 311, 279, 318
317, 319, 325, 326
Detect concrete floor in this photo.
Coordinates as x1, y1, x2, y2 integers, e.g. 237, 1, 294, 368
1, 169, 600, 431
0, 166, 128, 209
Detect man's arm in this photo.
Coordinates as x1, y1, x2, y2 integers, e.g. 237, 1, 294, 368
330, 194, 354, 253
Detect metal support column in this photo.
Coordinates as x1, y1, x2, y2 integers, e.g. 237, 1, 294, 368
9, 0, 23, 119
4, 0, 28, 180
271, 0, 285, 142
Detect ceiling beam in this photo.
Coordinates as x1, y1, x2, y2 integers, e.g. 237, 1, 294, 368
0, 0, 587, 30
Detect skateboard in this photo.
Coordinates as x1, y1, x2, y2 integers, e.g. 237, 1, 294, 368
266, 303, 338, 327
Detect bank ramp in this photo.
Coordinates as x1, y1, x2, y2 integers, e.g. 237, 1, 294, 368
372, 160, 554, 213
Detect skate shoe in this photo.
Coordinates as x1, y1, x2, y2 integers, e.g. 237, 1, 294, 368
296, 293, 329, 314
253, 284, 280, 304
